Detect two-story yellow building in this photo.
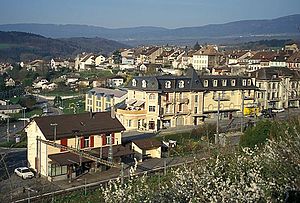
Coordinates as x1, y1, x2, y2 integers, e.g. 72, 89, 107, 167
25, 112, 133, 181
116, 68, 257, 131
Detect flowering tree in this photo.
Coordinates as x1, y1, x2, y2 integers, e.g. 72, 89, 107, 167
100, 120, 300, 202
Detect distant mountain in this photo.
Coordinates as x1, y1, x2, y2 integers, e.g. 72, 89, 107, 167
0, 31, 129, 62
0, 14, 299, 45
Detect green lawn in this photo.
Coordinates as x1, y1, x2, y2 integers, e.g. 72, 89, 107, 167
79, 70, 113, 78
11, 108, 42, 119
62, 98, 85, 114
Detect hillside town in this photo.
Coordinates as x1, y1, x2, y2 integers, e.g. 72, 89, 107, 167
1, 41, 300, 201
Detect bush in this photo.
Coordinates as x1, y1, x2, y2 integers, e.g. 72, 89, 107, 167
240, 120, 272, 148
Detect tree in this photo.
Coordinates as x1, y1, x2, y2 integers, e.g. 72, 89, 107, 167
18, 95, 37, 110
54, 96, 63, 107
193, 41, 200, 50
112, 50, 122, 64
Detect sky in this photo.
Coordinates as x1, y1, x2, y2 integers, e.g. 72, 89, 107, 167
0, 0, 299, 28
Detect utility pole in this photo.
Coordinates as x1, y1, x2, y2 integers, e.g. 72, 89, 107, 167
23, 107, 26, 128
6, 100, 10, 142
108, 134, 113, 163
241, 90, 245, 133
216, 92, 220, 145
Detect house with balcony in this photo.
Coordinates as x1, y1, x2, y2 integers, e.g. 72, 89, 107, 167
25, 112, 132, 181
116, 68, 257, 131
251, 67, 300, 109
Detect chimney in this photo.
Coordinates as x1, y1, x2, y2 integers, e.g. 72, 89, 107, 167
110, 95, 116, 119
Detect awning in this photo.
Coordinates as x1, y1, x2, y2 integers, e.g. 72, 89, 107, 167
90, 145, 134, 158
126, 99, 137, 105
134, 100, 145, 107
49, 152, 91, 166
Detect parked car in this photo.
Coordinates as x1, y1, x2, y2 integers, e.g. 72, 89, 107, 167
271, 108, 285, 113
14, 167, 34, 179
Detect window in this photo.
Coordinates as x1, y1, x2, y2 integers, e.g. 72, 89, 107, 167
96, 101, 101, 107
204, 80, 208, 87
149, 94, 155, 100
247, 79, 252, 86
213, 80, 218, 87
106, 103, 110, 109
179, 80, 184, 88
88, 93, 92, 98
222, 80, 227, 86
242, 79, 247, 86
48, 164, 67, 177
149, 106, 156, 112
96, 94, 102, 100
142, 80, 147, 88
195, 95, 198, 103
231, 79, 236, 86
128, 120, 132, 127
84, 138, 89, 148
106, 96, 111, 102
106, 135, 112, 144
177, 104, 182, 112
194, 107, 198, 114
132, 79, 137, 87
165, 81, 171, 88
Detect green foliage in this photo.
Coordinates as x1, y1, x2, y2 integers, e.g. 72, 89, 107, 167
240, 120, 272, 148
18, 95, 37, 110
112, 50, 122, 64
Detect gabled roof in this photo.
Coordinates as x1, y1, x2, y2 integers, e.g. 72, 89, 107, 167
251, 67, 300, 80
33, 112, 125, 140
133, 138, 161, 150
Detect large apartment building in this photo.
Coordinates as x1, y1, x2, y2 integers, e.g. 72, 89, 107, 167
252, 67, 300, 109
116, 68, 257, 131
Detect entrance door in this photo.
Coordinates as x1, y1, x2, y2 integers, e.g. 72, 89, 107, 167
176, 117, 184, 126
149, 121, 155, 130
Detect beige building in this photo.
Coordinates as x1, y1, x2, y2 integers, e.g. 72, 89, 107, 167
116, 68, 257, 131
128, 138, 161, 162
252, 67, 300, 109
85, 87, 127, 112
25, 112, 132, 181
192, 45, 220, 71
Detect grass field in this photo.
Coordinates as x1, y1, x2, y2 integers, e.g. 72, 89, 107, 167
79, 70, 113, 78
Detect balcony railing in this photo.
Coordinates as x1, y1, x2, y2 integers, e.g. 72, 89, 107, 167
213, 95, 230, 101
244, 95, 255, 100
117, 109, 147, 115
176, 98, 189, 104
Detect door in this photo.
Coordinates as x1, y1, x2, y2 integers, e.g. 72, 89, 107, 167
149, 121, 155, 130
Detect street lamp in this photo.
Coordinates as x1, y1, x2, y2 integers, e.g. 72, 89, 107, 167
50, 123, 58, 142
22, 107, 26, 128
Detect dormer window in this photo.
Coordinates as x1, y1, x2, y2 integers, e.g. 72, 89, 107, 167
179, 80, 184, 88
242, 79, 247, 86
231, 79, 236, 86
142, 80, 147, 88
213, 80, 218, 87
165, 81, 171, 88
204, 80, 208, 87
247, 79, 252, 86
132, 79, 137, 87
222, 80, 227, 86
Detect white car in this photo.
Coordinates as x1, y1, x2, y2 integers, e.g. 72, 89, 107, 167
14, 167, 34, 179
271, 108, 285, 113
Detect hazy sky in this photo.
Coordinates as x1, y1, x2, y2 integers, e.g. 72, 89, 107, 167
0, 0, 299, 28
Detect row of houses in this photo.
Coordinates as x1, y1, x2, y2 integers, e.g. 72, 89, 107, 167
85, 67, 300, 131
